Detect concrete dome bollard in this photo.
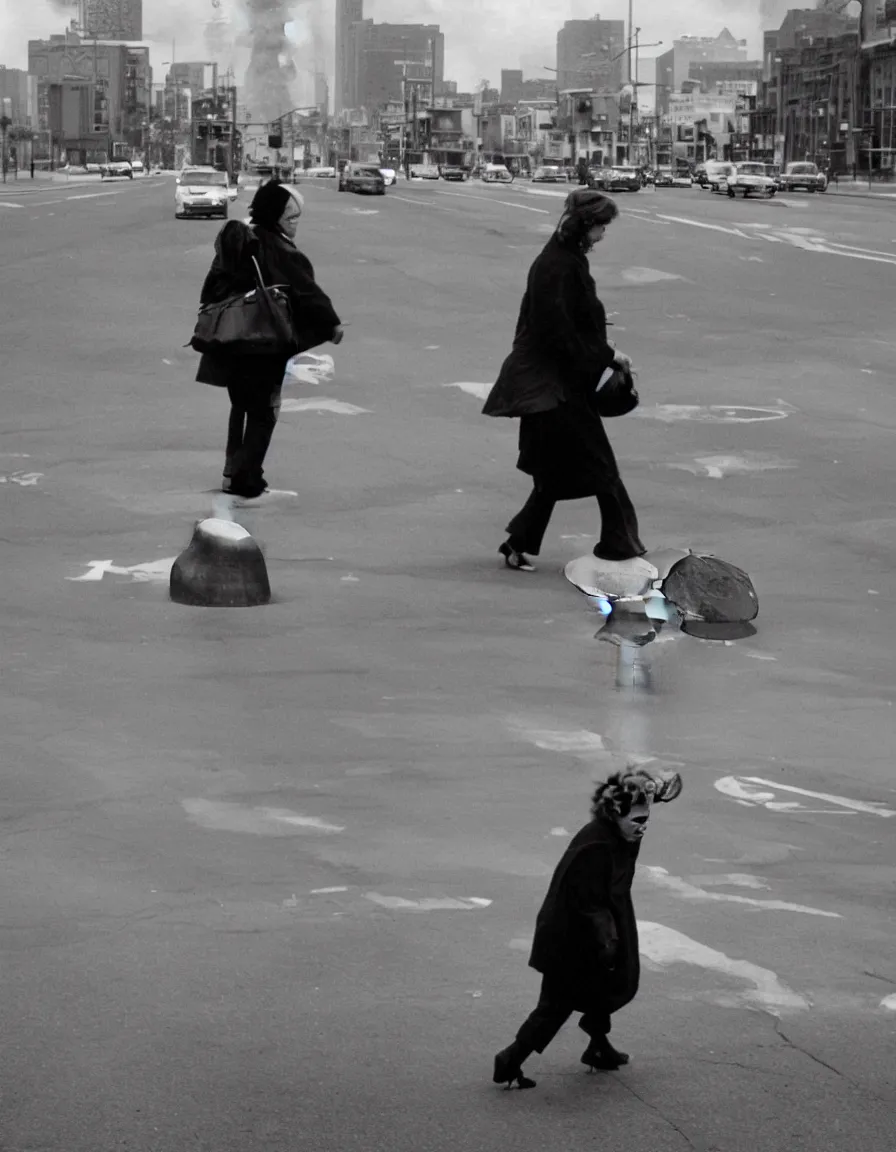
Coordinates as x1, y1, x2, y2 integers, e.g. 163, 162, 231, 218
169, 518, 271, 607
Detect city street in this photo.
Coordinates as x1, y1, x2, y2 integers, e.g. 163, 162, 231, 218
1, 172, 894, 1152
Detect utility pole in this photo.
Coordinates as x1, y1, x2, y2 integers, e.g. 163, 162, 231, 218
0, 114, 10, 183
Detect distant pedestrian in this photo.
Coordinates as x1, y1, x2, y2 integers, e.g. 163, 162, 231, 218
195, 181, 344, 499
493, 768, 683, 1090
482, 189, 645, 571
30, 157, 35, 179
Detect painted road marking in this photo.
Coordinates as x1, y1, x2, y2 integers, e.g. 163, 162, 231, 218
621, 266, 684, 283
67, 557, 177, 582
389, 194, 458, 211
634, 404, 791, 424
65, 191, 122, 201
365, 894, 492, 911
655, 213, 749, 238
0, 471, 43, 485
715, 775, 895, 817
280, 397, 369, 415
443, 381, 490, 400
744, 776, 895, 817
642, 866, 840, 918
0, 201, 25, 208
881, 994, 896, 1010
436, 190, 550, 214
182, 798, 344, 835
667, 453, 797, 479
639, 921, 809, 1012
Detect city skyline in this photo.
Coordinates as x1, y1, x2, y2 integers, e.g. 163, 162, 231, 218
2, 0, 776, 92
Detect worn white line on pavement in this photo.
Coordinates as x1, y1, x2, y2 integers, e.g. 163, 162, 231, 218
436, 189, 550, 214
642, 866, 841, 918
639, 921, 809, 1012
825, 239, 896, 259
744, 777, 896, 817
655, 213, 749, 238
389, 193, 458, 211
0, 201, 25, 208
65, 191, 122, 201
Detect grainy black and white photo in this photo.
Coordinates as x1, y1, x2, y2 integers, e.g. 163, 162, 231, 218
1, 0, 894, 1149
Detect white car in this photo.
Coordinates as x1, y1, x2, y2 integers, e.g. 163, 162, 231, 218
304, 166, 336, 178
703, 161, 734, 192
130, 159, 145, 175
379, 167, 397, 186
720, 161, 776, 199
409, 164, 440, 180
671, 171, 693, 188
175, 166, 232, 219
482, 163, 513, 184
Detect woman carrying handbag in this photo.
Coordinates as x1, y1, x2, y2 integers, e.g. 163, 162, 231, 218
195, 181, 344, 500
481, 189, 644, 571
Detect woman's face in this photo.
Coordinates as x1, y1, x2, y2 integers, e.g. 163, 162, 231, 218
279, 200, 302, 238
587, 223, 607, 247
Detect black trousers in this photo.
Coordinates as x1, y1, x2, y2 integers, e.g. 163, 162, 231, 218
224, 382, 282, 492
515, 974, 611, 1055
506, 481, 644, 560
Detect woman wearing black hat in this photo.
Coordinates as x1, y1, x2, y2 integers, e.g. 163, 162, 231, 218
196, 181, 344, 499
482, 189, 644, 570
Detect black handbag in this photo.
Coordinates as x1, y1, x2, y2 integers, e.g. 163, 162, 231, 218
189, 256, 297, 357
594, 366, 639, 418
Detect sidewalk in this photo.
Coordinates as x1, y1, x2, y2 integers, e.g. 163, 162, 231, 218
824, 178, 896, 201
0, 170, 161, 195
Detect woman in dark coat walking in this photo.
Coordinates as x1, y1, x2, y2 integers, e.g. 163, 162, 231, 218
482, 189, 644, 571
196, 181, 343, 499
493, 769, 682, 1090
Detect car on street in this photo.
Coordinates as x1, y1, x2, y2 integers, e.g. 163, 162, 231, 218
654, 166, 674, 186
482, 163, 514, 183
532, 166, 569, 183
409, 164, 441, 180
439, 164, 468, 181
379, 167, 398, 185
671, 170, 694, 188
720, 161, 777, 199
100, 159, 133, 179
340, 163, 386, 195
174, 166, 231, 219
305, 166, 336, 178
777, 161, 827, 193
590, 166, 641, 192
703, 161, 735, 192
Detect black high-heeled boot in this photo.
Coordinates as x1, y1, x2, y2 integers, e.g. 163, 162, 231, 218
499, 540, 536, 572
493, 1042, 536, 1089
581, 1035, 630, 1071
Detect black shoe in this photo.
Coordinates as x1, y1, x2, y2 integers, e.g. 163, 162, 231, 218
227, 480, 269, 500
493, 1045, 536, 1090
499, 541, 536, 572
581, 1037, 630, 1071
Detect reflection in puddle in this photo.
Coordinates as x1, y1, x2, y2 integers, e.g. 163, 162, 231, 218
595, 606, 757, 690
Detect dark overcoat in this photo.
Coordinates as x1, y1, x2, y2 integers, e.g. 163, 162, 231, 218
195, 220, 341, 391
529, 816, 641, 1017
482, 233, 621, 500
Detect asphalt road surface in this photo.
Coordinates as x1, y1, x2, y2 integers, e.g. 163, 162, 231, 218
1, 173, 894, 1152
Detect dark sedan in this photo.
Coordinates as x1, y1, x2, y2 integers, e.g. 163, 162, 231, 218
590, 166, 641, 193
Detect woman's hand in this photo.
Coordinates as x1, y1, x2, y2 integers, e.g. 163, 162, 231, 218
613, 350, 633, 372
330, 325, 345, 345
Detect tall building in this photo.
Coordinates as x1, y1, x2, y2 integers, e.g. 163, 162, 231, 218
335, 0, 364, 114
556, 17, 625, 93
654, 29, 748, 115
81, 0, 143, 41
347, 22, 444, 114
0, 67, 39, 129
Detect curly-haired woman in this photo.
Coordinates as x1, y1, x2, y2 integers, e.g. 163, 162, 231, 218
493, 769, 683, 1090
482, 188, 644, 571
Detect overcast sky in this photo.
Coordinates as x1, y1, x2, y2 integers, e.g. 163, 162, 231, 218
0, 1, 766, 87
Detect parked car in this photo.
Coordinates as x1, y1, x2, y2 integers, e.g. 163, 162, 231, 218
720, 161, 777, 199
174, 166, 231, 219
340, 162, 386, 195
777, 161, 827, 193
532, 166, 569, 183
654, 166, 674, 187
671, 169, 694, 188
409, 164, 441, 180
305, 166, 336, 178
590, 166, 641, 193
100, 159, 133, 179
703, 161, 735, 192
379, 167, 398, 185
482, 163, 514, 184
440, 165, 469, 181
